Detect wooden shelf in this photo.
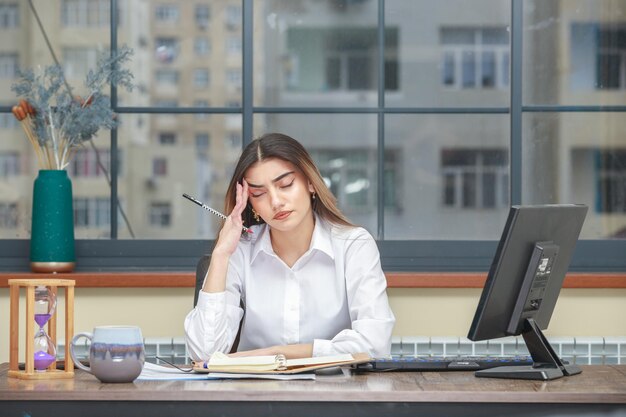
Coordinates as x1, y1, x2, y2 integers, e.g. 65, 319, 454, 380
1, 272, 625, 288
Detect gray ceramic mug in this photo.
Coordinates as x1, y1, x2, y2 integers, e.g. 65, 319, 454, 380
70, 326, 145, 383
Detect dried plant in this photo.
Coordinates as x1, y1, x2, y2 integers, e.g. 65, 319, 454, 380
11, 46, 134, 170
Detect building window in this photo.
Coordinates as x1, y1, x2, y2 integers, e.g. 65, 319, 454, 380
62, 0, 109, 27
158, 132, 176, 145
441, 149, 509, 209
195, 4, 210, 29
287, 27, 398, 92
154, 99, 178, 108
194, 37, 211, 56
63, 47, 98, 78
596, 27, 626, 90
0, 152, 20, 177
73, 197, 110, 228
155, 69, 179, 85
311, 149, 399, 213
0, 53, 18, 78
155, 4, 179, 22
225, 5, 240, 30
597, 150, 626, 213
193, 69, 210, 88
149, 202, 171, 227
226, 69, 242, 88
195, 133, 210, 152
0, 3, 19, 28
152, 158, 167, 177
0, 202, 18, 228
0, 113, 18, 129
226, 37, 241, 55
155, 37, 179, 63
68, 148, 110, 178
194, 100, 209, 119
440, 27, 509, 89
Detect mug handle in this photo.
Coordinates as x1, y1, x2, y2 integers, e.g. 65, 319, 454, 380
70, 332, 93, 374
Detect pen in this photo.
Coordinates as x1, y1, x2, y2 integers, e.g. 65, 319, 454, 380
182, 193, 253, 234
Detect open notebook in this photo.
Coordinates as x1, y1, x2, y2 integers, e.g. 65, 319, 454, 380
192, 352, 371, 374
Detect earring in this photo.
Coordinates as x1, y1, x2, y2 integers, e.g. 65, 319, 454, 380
312, 192, 316, 200
251, 208, 260, 222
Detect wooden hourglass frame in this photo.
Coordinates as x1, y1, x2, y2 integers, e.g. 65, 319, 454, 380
8, 278, 75, 379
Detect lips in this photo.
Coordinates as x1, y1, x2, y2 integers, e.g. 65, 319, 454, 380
273, 211, 292, 220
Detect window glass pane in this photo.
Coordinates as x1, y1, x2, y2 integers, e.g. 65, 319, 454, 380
386, 0, 510, 106
117, 114, 241, 239
256, 0, 379, 107
524, 0, 626, 105
254, 113, 378, 234
385, 114, 510, 239
118, 0, 241, 108
523, 113, 626, 239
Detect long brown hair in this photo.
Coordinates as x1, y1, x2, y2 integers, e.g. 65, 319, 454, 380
224, 133, 354, 230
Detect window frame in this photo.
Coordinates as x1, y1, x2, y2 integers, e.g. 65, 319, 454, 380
0, 0, 625, 273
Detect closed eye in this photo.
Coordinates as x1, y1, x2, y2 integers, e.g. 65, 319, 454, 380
279, 180, 294, 189
250, 191, 265, 198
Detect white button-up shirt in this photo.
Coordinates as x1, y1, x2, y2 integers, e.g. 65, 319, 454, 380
184, 217, 395, 361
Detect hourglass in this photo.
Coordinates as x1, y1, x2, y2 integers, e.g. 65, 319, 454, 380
8, 278, 75, 379
33, 285, 57, 371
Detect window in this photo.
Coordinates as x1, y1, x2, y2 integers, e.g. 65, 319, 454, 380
195, 133, 210, 152
0, 53, 18, 78
1, 1, 625, 272
149, 202, 171, 227
155, 38, 179, 63
226, 37, 242, 55
193, 100, 209, 119
0, 3, 19, 28
155, 4, 178, 22
73, 198, 110, 228
158, 132, 176, 145
441, 149, 508, 209
195, 4, 210, 29
311, 149, 399, 213
193, 69, 210, 88
596, 150, 626, 213
286, 27, 398, 92
63, 47, 98, 78
69, 148, 110, 178
152, 158, 167, 177
0, 113, 18, 129
596, 27, 626, 90
226, 69, 242, 88
441, 27, 509, 89
194, 37, 211, 56
0, 152, 20, 177
0, 202, 18, 228
225, 5, 240, 30
62, 0, 109, 27
155, 69, 179, 85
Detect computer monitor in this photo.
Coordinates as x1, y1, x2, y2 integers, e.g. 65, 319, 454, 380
467, 204, 588, 380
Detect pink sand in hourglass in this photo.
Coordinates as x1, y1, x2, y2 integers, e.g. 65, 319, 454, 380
34, 351, 55, 370
34, 313, 51, 328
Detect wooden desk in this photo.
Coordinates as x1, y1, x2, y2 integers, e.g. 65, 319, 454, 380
2, 363, 626, 417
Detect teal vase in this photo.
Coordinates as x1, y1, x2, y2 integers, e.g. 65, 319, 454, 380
30, 170, 76, 273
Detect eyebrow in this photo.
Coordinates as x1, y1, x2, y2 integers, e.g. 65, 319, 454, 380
247, 171, 295, 188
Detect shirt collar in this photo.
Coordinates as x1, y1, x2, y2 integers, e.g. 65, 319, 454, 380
250, 214, 335, 264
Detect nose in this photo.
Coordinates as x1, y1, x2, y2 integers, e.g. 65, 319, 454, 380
269, 188, 284, 211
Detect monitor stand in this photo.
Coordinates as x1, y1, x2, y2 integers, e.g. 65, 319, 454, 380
475, 318, 582, 380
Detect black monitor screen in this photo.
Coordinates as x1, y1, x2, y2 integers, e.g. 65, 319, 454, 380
467, 204, 588, 380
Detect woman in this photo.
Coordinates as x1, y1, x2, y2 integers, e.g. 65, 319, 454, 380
184, 133, 395, 360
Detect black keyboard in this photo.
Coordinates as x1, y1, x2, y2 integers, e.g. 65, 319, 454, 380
355, 355, 534, 371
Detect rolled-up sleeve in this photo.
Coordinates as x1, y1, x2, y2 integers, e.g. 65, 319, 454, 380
312, 229, 395, 358
184, 252, 244, 361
